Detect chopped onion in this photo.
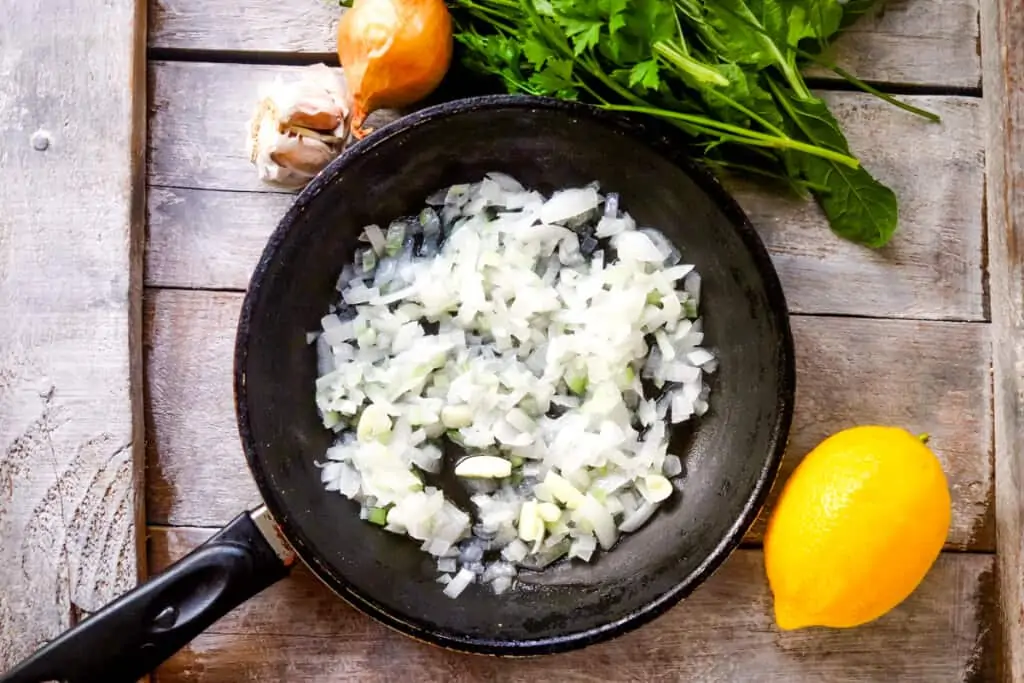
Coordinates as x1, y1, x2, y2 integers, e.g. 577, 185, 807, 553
312, 174, 715, 599
619, 500, 660, 533
540, 187, 601, 225
361, 224, 386, 255
444, 568, 475, 599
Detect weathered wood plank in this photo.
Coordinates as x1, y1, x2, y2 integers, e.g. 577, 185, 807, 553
143, 289, 993, 549
145, 187, 288, 292
149, 527, 996, 682
0, 0, 147, 669
148, 0, 981, 89
805, 0, 981, 89
144, 290, 264, 521
149, 0, 340, 57
981, 0, 1024, 679
146, 61, 985, 320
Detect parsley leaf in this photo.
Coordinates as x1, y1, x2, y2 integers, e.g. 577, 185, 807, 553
628, 60, 661, 92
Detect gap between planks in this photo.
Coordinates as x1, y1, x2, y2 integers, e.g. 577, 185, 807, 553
146, 526, 998, 683
142, 288, 994, 551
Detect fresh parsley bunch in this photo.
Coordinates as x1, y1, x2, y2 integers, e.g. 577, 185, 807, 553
450, 0, 937, 247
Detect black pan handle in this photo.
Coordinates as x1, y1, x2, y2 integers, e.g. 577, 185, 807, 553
0, 508, 295, 683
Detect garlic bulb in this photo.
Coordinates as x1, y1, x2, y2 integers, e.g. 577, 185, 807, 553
247, 64, 350, 189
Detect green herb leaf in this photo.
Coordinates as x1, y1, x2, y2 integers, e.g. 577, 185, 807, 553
523, 36, 553, 68
628, 60, 661, 92
701, 0, 781, 68
777, 89, 898, 246
530, 58, 580, 97
567, 21, 603, 56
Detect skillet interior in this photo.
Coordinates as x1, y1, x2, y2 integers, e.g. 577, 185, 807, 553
235, 95, 794, 654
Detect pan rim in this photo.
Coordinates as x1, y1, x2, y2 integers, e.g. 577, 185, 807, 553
234, 93, 796, 656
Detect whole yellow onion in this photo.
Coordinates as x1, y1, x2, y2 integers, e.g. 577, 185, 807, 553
337, 0, 453, 139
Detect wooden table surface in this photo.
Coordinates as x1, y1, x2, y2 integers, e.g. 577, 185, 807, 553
2, 0, 1023, 680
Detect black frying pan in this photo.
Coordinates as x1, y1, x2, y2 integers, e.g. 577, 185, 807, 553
1, 95, 795, 683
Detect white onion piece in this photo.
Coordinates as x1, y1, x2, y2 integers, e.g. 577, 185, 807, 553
444, 568, 476, 599
540, 187, 600, 224
619, 500, 660, 533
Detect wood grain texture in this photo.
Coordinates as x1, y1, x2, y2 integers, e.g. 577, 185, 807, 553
143, 289, 993, 550
0, 0, 147, 669
804, 0, 981, 89
146, 61, 985, 321
149, 527, 997, 683
148, 0, 981, 89
981, 0, 1024, 679
149, 0, 340, 57
145, 186, 289, 292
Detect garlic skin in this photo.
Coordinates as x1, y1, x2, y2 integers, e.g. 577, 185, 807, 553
247, 64, 350, 189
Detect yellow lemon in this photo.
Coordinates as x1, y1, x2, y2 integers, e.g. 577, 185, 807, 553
764, 425, 951, 630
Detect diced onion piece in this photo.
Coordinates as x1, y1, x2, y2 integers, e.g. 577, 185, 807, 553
539, 187, 600, 224
577, 494, 618, 549
638, 474, 674, 503
686, 348, 715, 367
618, 501, 660, 533
444, 568, 475, 599
501, 539, 529, 562
612, 231, 663, 263
361, 224, 386, 254
544, 472, 586, 509
357, 404, 392, 443
491, 576, 514, 595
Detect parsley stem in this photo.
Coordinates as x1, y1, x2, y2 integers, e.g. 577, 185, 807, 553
652, 41, 729, 87
800, 52, 941, 123
654, 42, 790, 140
602, 104, 860, 168
578, 57, 649, 108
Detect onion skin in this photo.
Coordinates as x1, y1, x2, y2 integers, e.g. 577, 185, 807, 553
338, 0, 453, 139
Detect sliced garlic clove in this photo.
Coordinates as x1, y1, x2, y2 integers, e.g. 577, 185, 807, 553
441, 404, 473, 429
517, 501, 545, 543
543, 471, 585, 509
536, 502, 562, 523
454, 455, 512, 479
